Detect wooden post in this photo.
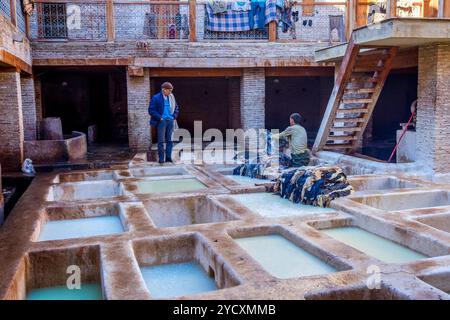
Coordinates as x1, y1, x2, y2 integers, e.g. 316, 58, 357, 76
106, 0, 115, 42
387, 0, 397, 18
444, 0, 450, 17
189, 0, 197, 42
10, 0, 17, 26
346, 0, 355, 40
25, 13, 30, 37
438, 0, 444, 17
268, 21, 277, 42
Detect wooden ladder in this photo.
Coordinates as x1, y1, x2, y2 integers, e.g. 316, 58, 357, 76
312, 38, 398, 153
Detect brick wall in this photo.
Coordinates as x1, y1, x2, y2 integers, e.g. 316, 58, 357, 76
20, 75, 37, 141
0, 14, 32, 65
416, 43, 450, 174
240, 68, 265, 129
0, 71, 24, 171
127, 68, 151, 151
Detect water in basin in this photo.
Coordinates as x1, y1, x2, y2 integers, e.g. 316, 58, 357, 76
133, 178, 207, 194
235, 234, 337, 279
322, 227, 427, 263
26, 283, 102, 300
140, 261, 217, 298
230, 193, 333, 218
227, 175, 268, 185
38, 216, 124, 241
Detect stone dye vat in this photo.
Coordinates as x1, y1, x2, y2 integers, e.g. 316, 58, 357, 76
234, 234, 337, 279
55, 170, 116, 183
14, 246, 103, 300
144, 196, 239, 228
322, 227, 427, 263
416, 213, 450, 234
47, 181, 125, 201
27, 284, 103, 300
130, 166, 190, 178
133, 234, 240, 299
38, 216, 125, 241
348, 176, 424, 192
130, 178, 207, 194
37, 203, 128, 241
226, 175, 268, 186
351, 190, 450, 211
140, 262, 217, 299
230, 193, 334, 218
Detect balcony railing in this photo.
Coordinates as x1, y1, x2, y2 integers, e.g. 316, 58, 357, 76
22, 0, 450, 43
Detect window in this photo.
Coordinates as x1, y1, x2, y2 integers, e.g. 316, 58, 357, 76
38, 3, 67, 39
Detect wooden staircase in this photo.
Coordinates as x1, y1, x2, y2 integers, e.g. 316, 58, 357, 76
312, 38, 398, 153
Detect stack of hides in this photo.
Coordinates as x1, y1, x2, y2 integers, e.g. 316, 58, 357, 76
273, 166, 353, 207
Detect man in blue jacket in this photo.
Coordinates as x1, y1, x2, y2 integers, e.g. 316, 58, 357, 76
148, 82, 180, 163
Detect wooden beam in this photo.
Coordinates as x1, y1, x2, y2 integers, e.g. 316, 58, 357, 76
0, 49, 32, 74
387, 0, 397, 18
127, 66, 144, 76
265, 67, 334, 77
106, 0, 115, 42
10, 0, 17, 26
148, 68, 242, 77
269, 21, 277, 42
32, 58, 132, 66
134, 57, 333, 68
189, 0, 196, 42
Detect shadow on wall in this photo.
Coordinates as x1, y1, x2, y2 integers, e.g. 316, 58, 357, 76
265, 76, 334, 146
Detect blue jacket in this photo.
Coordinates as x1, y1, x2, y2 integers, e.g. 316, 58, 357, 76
148, 92, 180, 126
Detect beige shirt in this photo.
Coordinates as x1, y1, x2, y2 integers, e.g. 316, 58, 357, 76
273, 124, 308, 155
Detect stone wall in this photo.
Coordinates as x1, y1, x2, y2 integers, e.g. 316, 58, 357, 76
416, 43, 450, 174
0, 71, 24, 171
240, 68, 265, 130
127, 68, 151, 151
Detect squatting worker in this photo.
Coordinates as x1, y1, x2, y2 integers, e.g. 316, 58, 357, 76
272, 113, 310, 167
148, 82, 180, 164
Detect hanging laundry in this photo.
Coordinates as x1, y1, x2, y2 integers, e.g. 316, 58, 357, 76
143, 12, 158, 39
207, 0, 229, 14
272, 166, 353, 208
205, 2, 251, 32
265, 0, 279, 24
181, 14, 189, 38
232, 0, 251, 12
249, 0, 267, 30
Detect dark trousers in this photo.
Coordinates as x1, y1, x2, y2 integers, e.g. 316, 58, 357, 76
157, 119, 174, 162
291, 151, 311, 167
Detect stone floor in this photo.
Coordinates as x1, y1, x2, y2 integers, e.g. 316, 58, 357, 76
0, 153, 449, 300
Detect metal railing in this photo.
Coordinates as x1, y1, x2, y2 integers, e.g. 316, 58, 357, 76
30, 1, 107, 41
26, 0, 450, 43
114, 1, 190, 41
0, 0, 11, 20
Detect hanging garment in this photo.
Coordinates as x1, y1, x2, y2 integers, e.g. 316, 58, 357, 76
208, 0, 229, 14
205, 2, 251, 32
249, 0, 266, 30
143, 12, 158, 39
291, 151, 310, 167
232, 1, 251, 11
